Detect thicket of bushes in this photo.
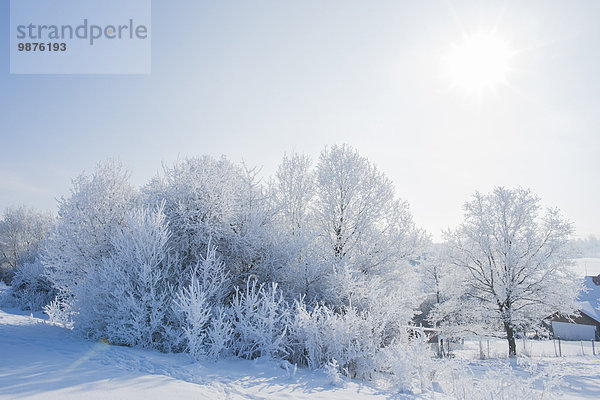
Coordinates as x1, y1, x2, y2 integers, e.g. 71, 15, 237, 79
2, 145, 433, 388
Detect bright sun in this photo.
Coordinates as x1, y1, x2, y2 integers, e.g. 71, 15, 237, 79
445, 31, 514, 95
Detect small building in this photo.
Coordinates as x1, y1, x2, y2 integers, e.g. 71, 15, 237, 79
549, 274, 600, 341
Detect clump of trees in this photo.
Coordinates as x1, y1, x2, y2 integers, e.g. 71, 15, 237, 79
571, 235, 600, 258
0, 206, 54, 283
38, 145, 430, 384
1, 145, 582, 381
0, 206, 55, 309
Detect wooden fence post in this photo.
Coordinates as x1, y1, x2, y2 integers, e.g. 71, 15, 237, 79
479, 340, 484, 359
558, 337, 562, 357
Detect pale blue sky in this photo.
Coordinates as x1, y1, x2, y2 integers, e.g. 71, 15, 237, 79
1, 1, 599, 240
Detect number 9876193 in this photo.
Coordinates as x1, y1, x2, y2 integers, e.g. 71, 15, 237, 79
17, 42, 66, 52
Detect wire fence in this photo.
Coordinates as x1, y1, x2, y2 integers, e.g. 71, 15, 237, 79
405, 325, 600, 359
441, 337, 600, 359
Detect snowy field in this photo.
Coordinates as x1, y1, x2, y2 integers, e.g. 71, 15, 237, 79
0, 308, 388, 400
2, 308, 600, 400
572, 258, 600, 278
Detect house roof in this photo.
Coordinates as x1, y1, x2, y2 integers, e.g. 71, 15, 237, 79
578, 276, 600, 324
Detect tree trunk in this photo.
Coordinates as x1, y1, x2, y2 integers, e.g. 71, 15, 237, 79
504, 321, 517, 357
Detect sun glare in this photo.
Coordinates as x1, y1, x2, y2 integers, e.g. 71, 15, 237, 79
445, 31, 514, 95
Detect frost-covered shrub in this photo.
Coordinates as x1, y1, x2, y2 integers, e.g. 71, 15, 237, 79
185, 244, 231, 305
75, 205, 181, 351
0, 206, 55, 309
380, 338, 435, 394
44, 295, 75, 328
0, 281, 11, 306
174, 275, 211, 359
438, 360, 563, 400
205, 306, 233, 360
230, 279, 291, 359
174, 245, 231, 360
0, 206, 54, 284
288, 263, 422, 381
324, 358, 347, 387
10, 258, 56, 310
323, 264, 418, 349
291, 301, 380, 380
290, 290, 431, 384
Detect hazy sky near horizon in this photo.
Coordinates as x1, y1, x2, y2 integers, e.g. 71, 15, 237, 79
1, 1, 599, 241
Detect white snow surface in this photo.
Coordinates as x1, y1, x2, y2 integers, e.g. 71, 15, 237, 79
578, 274, 600, 323
2, 307, 600, 399
572, 258, 600, 278
0, 308, 388, 400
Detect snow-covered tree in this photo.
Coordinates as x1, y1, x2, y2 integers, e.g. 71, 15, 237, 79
419, 245, 446, 306
142, 156, 275, 286
416, 243, 459, 328
314, 144, 424, 278
266, 146, 428, 377
270, 145, 426, 316
440, 187, 580, 357
0, 206, 54, 283
313, 144, 426, 327
43, 160, 136, 297
269, 153, 326, 301
272, 153, 314, 235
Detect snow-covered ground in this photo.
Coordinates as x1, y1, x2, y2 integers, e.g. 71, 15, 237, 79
0, 308, 389, 400
572, 258, 600, 277
2, 308, 600, 399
